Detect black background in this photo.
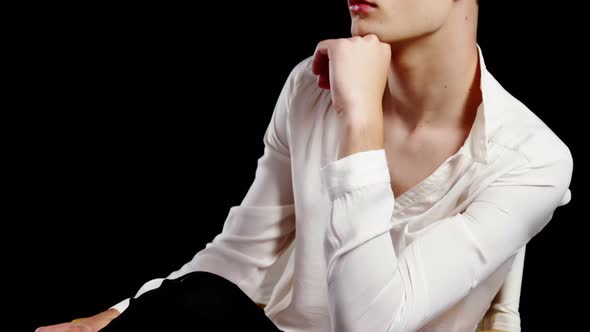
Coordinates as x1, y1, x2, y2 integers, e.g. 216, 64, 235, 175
19, 1, 586, 331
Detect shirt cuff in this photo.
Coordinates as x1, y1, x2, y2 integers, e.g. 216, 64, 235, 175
479, 311, 521, 332
487, 315, 521, 332
320, 149, 391, 201
110, 298, 130, 314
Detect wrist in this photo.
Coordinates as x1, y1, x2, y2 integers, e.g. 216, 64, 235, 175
338, 122, 384, 159
75, 309, 120, 330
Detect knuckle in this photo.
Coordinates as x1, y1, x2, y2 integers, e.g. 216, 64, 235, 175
315, 40, 327, 50
365, 34, 378, 41
333, 39, 348, 51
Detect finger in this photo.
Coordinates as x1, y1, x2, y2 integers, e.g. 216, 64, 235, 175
35, 323, 76, 332
362, 33, 379, 42
77, 324, 93, 332
317, 73, 330, 90
312, 39, 335, 76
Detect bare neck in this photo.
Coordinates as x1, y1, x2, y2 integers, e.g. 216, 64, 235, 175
384, 3, 481, 132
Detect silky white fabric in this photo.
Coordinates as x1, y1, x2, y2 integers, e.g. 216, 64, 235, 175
111, 46, 573, 332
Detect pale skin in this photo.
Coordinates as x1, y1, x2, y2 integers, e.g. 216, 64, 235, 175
37, 0, 506, 331
35, 309, 119, 332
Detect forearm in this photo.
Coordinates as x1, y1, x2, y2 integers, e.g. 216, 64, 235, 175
74, 308, 120, 330
320, 145, 570, 331
478, 246, 525, 332
321, 150, 403, 331
337, 113, 384, 159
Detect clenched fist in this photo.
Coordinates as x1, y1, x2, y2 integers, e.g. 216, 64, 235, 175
312, 34, 391, 121
312, 34, 390, 158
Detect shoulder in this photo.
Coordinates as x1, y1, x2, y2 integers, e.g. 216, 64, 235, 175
483, 74, 573, 206
486, 73, 573, 167
284, 56, 327, 102
278, 56, 333, 127
287, 56, 315, 85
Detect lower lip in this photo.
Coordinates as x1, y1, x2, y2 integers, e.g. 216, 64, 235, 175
349, 4, 375, 13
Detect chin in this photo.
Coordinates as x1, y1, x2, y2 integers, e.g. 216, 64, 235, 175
350, 21, 378, 38
351, 22, 423, 44
350, 20, 393, 41
350, 25, 393, 42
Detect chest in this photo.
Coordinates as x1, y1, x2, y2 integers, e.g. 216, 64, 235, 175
384, 125, 468, 199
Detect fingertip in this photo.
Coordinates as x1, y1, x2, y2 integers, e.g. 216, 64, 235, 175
311, 52, 322, 76
311, 64, 319, 76
364, 33, 377, 40
312, 43, 330, 76
317, 75, 330, 90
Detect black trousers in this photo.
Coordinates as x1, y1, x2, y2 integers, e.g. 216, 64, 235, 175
102, 271, 283, 331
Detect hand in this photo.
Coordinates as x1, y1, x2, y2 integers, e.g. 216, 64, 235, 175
312, 34, 391, 123
35, 322, 94, 332
36, 309, 120, 332
312, 35, 390, 159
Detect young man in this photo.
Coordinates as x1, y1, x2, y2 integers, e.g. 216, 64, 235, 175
37, 0, 572, 331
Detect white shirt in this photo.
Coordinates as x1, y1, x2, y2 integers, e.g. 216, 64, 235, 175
111, 46, 573, 332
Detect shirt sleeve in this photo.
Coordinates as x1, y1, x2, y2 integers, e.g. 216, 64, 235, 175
319, 148, 572, 332
110, 60, 306, 314
477, 246, 526, 332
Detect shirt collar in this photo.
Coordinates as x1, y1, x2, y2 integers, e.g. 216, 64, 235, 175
463, 45, 509, 164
